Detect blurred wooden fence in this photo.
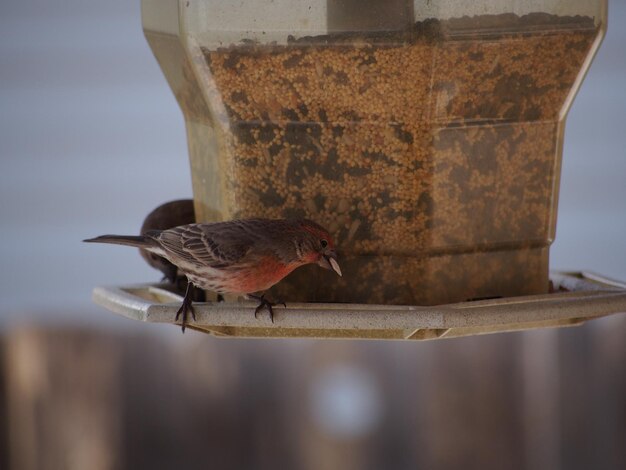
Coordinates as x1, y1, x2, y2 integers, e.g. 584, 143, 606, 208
1, 313, 624, 470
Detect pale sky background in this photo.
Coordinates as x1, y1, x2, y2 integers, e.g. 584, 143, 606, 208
0, 0, 624, 327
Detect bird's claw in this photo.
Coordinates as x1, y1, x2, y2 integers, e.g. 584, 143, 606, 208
176, 282, 196, 333
254, 303, 271, 322
250, 294, 285, 324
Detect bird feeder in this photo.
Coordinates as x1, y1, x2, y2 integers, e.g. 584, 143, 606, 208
93, 0, 626, 337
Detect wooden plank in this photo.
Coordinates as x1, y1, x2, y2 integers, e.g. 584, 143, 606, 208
4, 328, 123, 470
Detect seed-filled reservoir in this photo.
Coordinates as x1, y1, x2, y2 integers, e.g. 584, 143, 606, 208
144, 2, 604, 305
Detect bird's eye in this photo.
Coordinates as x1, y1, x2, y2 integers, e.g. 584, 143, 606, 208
320, 239, 328, 248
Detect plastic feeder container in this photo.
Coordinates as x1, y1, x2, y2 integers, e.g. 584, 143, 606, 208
141, 0, 606, 305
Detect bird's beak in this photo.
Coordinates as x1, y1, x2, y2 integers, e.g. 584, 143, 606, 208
318, 251, 342, 277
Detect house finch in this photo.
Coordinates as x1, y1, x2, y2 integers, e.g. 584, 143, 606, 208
85, 218, 342, 332
139, 199, 195, 285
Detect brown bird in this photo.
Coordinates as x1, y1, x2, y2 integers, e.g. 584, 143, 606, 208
139, 199, 196, 284
85, 218, 342, 332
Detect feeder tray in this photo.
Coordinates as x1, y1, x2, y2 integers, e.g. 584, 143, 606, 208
93, 271, 626, 340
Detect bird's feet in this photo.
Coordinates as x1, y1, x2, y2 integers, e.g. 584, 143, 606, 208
248, 294, 286, 324
170, 275, 206, 302
175, 282, 197, 333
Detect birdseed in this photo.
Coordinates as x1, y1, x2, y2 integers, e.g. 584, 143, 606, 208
182, 14, 599, 304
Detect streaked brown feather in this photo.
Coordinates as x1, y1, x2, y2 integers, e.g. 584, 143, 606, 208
91, 218, 337, 295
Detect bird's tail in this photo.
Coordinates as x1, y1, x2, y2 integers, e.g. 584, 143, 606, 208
83, 234, 154, 248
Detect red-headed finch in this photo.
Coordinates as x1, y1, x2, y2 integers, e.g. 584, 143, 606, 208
84, 218, 342, 332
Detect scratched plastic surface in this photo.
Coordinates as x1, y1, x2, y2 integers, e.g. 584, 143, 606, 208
92, 272, 626, 340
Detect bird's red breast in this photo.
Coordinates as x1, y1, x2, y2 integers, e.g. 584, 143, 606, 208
217, 255, 304, 294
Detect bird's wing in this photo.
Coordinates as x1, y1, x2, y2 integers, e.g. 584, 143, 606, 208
155, 223, 254, 268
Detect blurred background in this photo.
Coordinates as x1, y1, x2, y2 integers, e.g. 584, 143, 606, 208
0, 1, 625, 469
